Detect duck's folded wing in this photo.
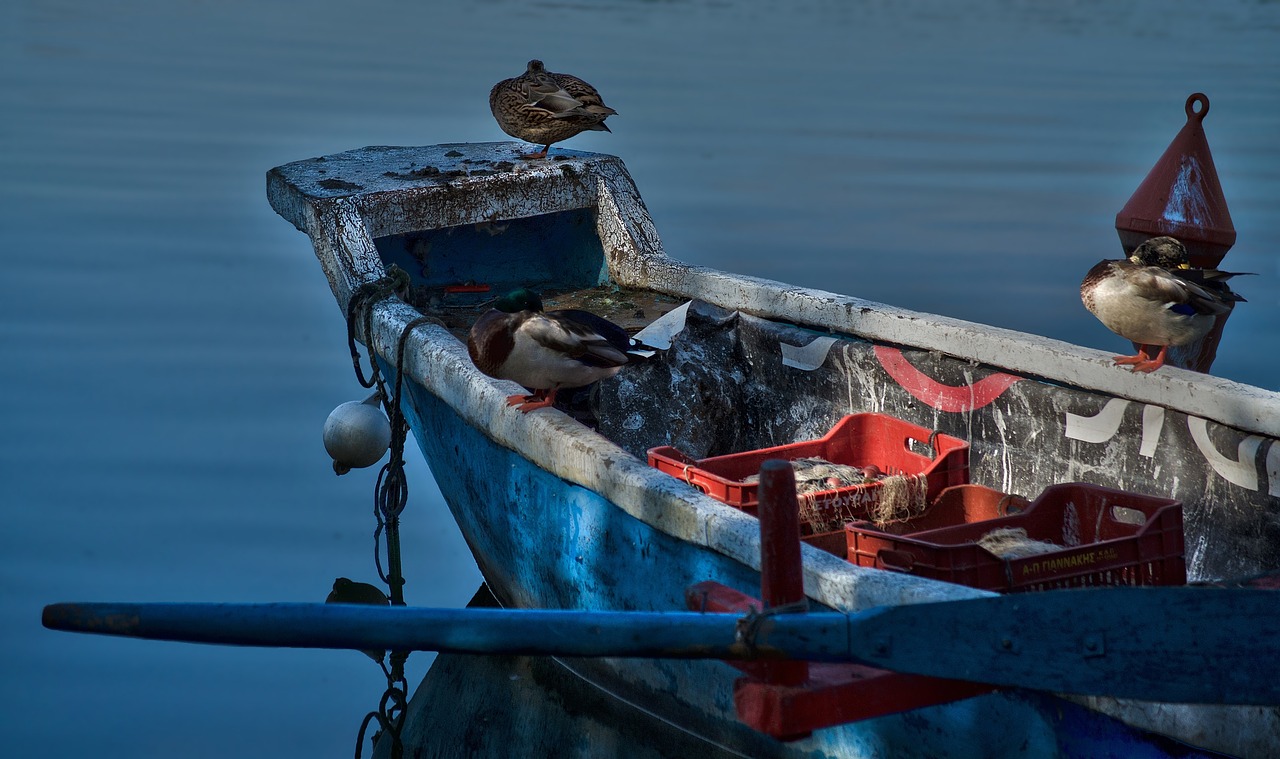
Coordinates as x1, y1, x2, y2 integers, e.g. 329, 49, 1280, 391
523, 78, 589, 115
1173, 271, 1244, 314
552, 74, 617, 115
1130, 266, 1236, 316
1183, 267, 1251, 301
523, 314, 629, 367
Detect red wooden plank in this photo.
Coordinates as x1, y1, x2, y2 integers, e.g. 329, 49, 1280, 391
756, 460, 809, 687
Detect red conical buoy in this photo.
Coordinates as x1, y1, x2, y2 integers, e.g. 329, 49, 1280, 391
1114, 93, 1237, 372
1116, 93, 1235, 268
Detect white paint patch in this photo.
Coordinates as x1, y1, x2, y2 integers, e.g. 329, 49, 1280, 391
839, 350, 856, 412
1186, 529, 1209, 583
1187, 416, 1263, 491
1062, 500, 1081, 547
1267, 442, 1280, 498
1163, 156, 1209, 225
1140, 404, 1166, 458
993, 407, 1012, 493
780, 335, 839, 371
1065, 398, 1130, 443
631, 300, 690, 350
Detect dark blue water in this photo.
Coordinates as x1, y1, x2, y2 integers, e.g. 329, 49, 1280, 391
4, 1, 1278, 755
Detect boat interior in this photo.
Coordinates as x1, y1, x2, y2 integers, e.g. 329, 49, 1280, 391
372, 207, 1201, 588
341, 144, 1275, 583
376, 206, 921, 469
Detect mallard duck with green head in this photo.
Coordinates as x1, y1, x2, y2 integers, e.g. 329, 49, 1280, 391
1080, 236, 1247, 373
490, 60, 617, 160
467, 289, 653, 412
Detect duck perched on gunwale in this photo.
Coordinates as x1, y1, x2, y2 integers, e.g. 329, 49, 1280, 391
489, 60, 617, 160
1080, 236, 1247, 373
467, 289, 653, 412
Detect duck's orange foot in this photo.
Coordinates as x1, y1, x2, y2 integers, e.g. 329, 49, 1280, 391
518, 146, 550, 160
1113, 345, 1168, 373
1129, 359, 1166, 373
505, 389, 557, 412
1112, 347, 1152, 366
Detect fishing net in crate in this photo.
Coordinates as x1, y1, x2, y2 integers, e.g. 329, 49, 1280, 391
648, 413, 969, 536
741, 458, 931, 534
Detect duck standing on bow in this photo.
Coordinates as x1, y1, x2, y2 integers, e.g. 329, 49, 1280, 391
490, 60, 617, 160
1080, 236, 1248, 373
468, 289, 654, 412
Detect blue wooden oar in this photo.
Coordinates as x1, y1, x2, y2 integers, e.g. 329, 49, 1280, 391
43, 586, 1279, 705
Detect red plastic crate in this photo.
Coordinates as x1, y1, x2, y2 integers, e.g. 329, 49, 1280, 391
846, 483, 1186, 592
800, 485, 1026, 559
858, 484, 1031, 536
648, 413, 969, 534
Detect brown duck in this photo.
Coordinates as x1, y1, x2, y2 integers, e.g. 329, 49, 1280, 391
490, 60, 617, 159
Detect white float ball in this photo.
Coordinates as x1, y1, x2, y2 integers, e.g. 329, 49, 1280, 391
323, 393, 391, 475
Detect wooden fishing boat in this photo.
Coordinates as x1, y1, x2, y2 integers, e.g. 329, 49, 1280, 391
257, 143, 1279, 757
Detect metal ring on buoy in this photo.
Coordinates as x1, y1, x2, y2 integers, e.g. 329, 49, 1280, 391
1185, 92, 1209, 123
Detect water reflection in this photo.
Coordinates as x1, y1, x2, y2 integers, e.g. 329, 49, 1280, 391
384, 584, 752, 759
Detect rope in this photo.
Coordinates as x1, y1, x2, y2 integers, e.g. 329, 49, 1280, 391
734, 599, 810, 656
340, 266, 442, 759
345, 266, 411, 388
372, 315, 442, 605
